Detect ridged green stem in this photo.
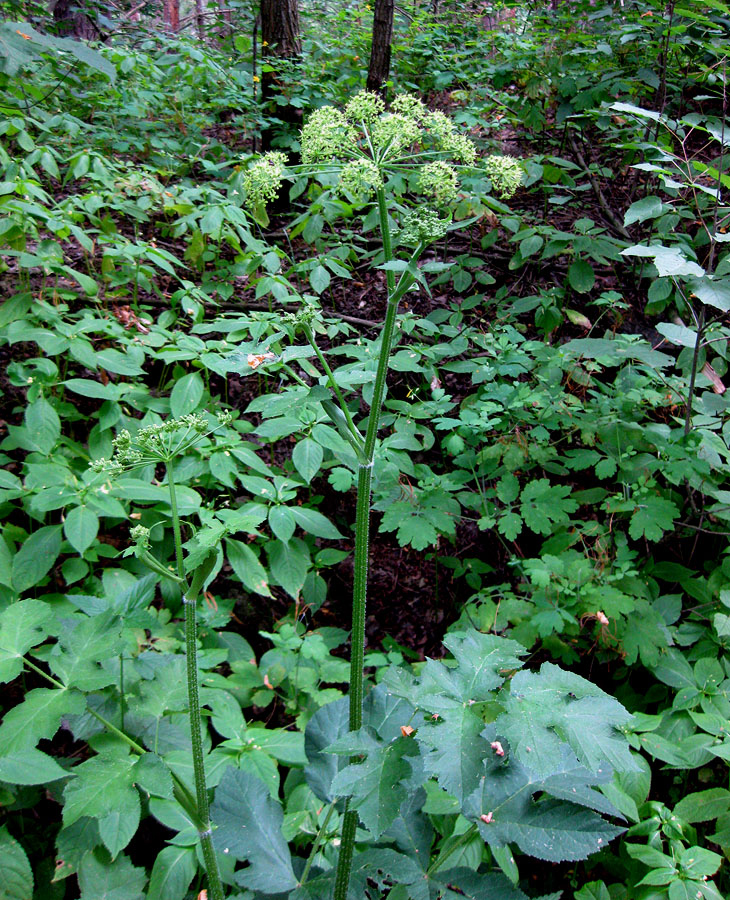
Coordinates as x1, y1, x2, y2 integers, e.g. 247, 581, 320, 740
167, 465, 224, 900
333, 187, 403, 900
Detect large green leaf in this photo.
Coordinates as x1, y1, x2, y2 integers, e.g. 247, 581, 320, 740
292, 437, 324, 483
64, 506, 100, 555
226, 538, 272, 597
0, 21, 116, 79
0, 687, 85, 753
462, 754, 623, 862
621, 244, 705, 278
432, 868, 530, 900
687, 275, 730, 312
11, 524, 62, 593
25, 396, 60, 454
330, 736, 414, 838
211, 768, 297, 893
50, 613, 125, 691
0, 747, 71, 784
169, 372, 204, 418
624, 196, 667, 226
63, 756, 141, 858
418, 706, 486, 805
289, 506, 344, 539
0, 825, 33, 900
415, 631, 524, 711
77, 850, 146, 900
304, 696, 350, 802
0, 598, 55, 683
147, 846, 197, 900
497, 663, 636, 777
267, 538, 309, 599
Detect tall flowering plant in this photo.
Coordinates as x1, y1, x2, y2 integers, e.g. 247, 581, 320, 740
242, 92, 522, 900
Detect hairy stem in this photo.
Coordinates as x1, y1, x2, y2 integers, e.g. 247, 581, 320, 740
166, 465, 224, 900
333, 187, 402, 900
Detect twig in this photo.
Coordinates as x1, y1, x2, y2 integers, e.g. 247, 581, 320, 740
567, 131, 632, 239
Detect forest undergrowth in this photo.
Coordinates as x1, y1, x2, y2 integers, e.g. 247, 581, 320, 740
0, 3, 729, 900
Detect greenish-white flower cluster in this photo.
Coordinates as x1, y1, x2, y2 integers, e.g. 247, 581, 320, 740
90, 412, 231, 475
130, 524, 151, 549
484, 154, 523, 199
301, 107, 355, 165
338, 158, 383, 201
241, 90, 521, 216
398, 208, 449, 246
345, 91, 385, 124
243, 151, 288, 206
418, 160, 459, 206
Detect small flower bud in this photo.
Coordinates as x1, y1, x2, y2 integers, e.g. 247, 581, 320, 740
130, 524, 151, 549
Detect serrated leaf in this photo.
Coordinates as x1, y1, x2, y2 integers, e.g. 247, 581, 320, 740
292, 438, 324, 483
133, 753, 174, 800
431, 868, 530, 900
498, 510, 523, 540
11, 524, 62, 593
64, 756, 140, 858
211, 768, 297, 893
463, 755, 623, 862
0, 598, 55, 683
568, 260, 595, 293
147, 846, 196, 900
575, 881, 611, 900
25, 396, 60, 454
330, 738, 413, 838
169, 372, 204, 418
674, 789, 730, 824
225, 538, 271, 597
0, 747, 71, 784
0, 825, 33, 900
0, 687, 85, 753
50, 613, 125, 691
290, 506, 344, 539
304, 696, 350, 802
64, 506, 99, 555
267, 538, 309, 599
629, 495, 679, 541
418, 706, 486, 804
519, 480, 577, 535
497, 663, 636, 777
77, 850, 146, 900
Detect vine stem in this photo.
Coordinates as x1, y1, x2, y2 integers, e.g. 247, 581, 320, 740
333, 187, 403, 900
166, 465, 225, 900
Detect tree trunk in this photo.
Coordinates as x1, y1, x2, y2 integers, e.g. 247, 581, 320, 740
52, 0, 100, 39
367, 0, 394, 97
163, 0, 179, 33
260, 0, 302, 152
195, 0, 205, 41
